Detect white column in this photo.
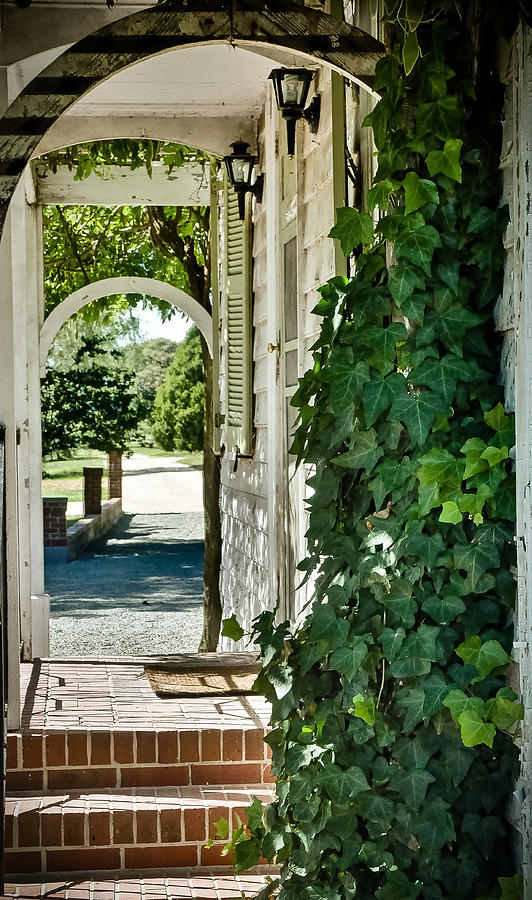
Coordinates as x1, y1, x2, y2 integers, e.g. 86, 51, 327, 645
0, 205, 22, 729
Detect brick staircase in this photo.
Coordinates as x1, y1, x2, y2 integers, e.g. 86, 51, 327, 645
3, 658, 275, 899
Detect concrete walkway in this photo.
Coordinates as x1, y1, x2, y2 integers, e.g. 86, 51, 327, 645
47, 454, 205, 657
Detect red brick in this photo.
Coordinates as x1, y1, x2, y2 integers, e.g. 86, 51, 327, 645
113, 809, 134, 844
6, 735, 18, 770
4, 850, 41, 874
90, 732, 111, 766
201, 730, 221, 761
244, 729, 266, 761
63, 811, 85, 847
17, 808, 40, 847
6, 770, 43, 791
157, 731, 178, 763
41, 812, 62, 847
67, 733, 88, 767
201, 844, 233, 866
262, 763, 275, 784
222, 730, 243, 761
121, 766, 189, 788
136, 808, 157, 844
88, 810, 110, 847
46, 848, 120, 871
124, 846, 198, 868
136, 731, 156, 764
191, 763, 262, 785
179, 731, 199, 762
22, 735, 43, 769
159, 808, 181, 843
113, 732, 134, 764
45, 733, 66, 768
184, 808, 206, 842
47, 768, 116, 790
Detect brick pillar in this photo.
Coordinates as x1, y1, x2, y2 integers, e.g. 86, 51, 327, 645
108, 451, 123, 499
42, 498, 68, 548
83, 467, 103, 516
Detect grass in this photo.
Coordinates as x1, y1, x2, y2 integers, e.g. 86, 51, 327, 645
42, 445, 203, 504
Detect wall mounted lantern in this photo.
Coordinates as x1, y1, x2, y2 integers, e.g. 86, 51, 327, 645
268, 67, 321, 157
223, 140, 264, 220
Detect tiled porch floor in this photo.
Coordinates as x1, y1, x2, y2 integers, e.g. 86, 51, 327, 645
19, 657, 270, 731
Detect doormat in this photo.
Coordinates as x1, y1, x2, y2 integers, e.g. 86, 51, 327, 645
145, 667, 258, 697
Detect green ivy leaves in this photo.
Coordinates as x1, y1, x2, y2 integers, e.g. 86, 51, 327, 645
224, 3, 522, 898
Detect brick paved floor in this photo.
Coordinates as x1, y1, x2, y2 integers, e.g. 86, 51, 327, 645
19, 659, 270, 731
4, 873, 274, 898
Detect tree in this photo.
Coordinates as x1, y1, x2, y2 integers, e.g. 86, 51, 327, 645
121, 337, 178, 419
42, 337, 142, 458
152, 328, 204, 452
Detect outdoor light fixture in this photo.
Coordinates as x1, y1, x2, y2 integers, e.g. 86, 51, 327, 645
223, 140, 264, 220
268, 67, 321, 157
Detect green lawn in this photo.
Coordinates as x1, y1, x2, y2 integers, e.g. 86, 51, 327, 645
42, 445, 203, 505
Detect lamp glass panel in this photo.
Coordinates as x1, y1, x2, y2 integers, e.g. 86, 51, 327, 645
231, 158, 252, 184
280, 72, 306, 107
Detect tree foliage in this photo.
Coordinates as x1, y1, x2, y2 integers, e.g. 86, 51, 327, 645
217, 2, 525, 898
121, 337, 177, 419
42, 337, 142, 458
152, 327, 205, 452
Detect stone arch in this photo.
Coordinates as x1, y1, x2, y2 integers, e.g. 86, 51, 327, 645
0, 0, 383, 232
39, 277, 213, 375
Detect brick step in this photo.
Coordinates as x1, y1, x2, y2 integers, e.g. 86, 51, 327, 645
4, 872, 276, 899
7, 726, 272, 791
5, 785, 273, 875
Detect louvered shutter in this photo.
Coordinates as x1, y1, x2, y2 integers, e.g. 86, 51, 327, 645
220, 175, 253, 457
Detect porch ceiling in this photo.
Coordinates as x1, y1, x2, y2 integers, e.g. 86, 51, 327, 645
36, 44, 302, 156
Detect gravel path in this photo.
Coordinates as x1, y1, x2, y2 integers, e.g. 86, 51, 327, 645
47, 455, 205, 657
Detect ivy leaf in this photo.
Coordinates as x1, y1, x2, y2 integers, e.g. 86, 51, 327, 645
319, 764, 370, 804
333, 429, 384, 474
213, 816, 230, 839
457, 709, 496, 748
418, 482, 441, 515
439, 501, 462, 524
485, 688, 524, 731
352, 693, 376, 725
413, 798, 456, 850
245, 796, 264, 833
461, 437, 489, 479
435, 304, 483, 354
380, 627, 406, 662
481, 445, 509, 467
395, 222, 442, 275
329, 639, 369, 680
403, 29, 421, 76
405, 532, 445, 569
389, 389, 444, 446
221, 614, 245, 642
347, 283, 391, 329
388, 263, 425, 305
367, 178, 401, 212
360, 322, 408, 372
381, 578, 417, 627
396, 687, 426, 731
403, 172, 439, 215
484, 403, 514, 448
329, 208, 374, 257
417, 97, 463, 140
442, 689, 484, 724
452, 538, 500, 592
455, 636, 511, 682
426, 138, 463, 182
362, 378, 393, 428
388, 767, 435, 809
376, 870, 423, 899
499, 875, 524, 900
405, 0, 426, 30
324, 351, 370, 413
415, 354, 471, 404
234, 837, 262, 872
421, 592, 465, 625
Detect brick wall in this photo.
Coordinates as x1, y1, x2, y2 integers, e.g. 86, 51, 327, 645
42, 498, 67, 548
108, 451, 122, 499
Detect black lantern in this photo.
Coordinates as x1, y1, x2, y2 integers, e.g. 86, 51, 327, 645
269, 68, 321, 157
223, 140, 264, 220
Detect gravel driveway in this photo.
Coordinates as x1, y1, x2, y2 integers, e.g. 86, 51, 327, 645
47, 455, 205, 656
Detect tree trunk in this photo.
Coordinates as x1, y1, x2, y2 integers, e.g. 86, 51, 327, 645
198, 340, 222, 651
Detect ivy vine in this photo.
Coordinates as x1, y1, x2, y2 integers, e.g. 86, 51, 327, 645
214, 2, 530, 898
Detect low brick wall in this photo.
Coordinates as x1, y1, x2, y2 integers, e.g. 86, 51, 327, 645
66, 497, 123, 561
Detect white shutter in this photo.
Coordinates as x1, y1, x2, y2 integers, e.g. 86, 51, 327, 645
220, 174, 253, 457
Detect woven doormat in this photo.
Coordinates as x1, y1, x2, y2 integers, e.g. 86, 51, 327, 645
145, 667, 257, 697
